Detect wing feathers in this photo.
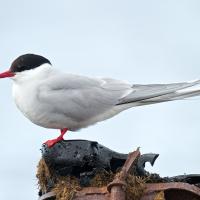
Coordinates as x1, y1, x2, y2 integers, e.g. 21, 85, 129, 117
117, 80, 200, 105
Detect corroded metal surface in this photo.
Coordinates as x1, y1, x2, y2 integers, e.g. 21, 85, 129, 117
120, 148, 141, 176
145, 182, 200, 194
141, 182, 200, 200
107, 148, 140, 200
107, 149, 140, 200
74, 187, 110, 200
107, 148, 140, 191
39, 182, 200, 200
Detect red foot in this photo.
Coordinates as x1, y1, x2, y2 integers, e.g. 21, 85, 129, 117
44, 138, 63, 148
44, 128, 68, 148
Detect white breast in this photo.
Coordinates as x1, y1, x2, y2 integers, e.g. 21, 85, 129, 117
12, 81, 40, 122
11, 64, 57, 128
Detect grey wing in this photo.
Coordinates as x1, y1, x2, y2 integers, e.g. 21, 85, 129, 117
38, 74, 132, 122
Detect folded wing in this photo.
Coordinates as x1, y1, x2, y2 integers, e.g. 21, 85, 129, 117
117, 80, 200, 105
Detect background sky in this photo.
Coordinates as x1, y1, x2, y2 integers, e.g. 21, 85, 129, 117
0, 0, 200, 199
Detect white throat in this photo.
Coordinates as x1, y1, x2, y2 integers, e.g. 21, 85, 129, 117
11, 63, 52, 83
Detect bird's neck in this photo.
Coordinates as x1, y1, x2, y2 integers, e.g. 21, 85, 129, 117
11, 63, 53, 84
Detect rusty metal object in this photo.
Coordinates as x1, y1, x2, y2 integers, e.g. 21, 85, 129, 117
39, 182, 200, 200
73, 187, 109, 200
107, 148, 141, 200
145, 182, 200, 194
141, 182, 200, 200
119, 148, 141, 177
143, 182, 200, 200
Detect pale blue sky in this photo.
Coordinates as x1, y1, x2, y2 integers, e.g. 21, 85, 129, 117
0, 1, 200, 199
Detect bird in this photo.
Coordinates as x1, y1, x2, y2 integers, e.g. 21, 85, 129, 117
1, 53, 200, 148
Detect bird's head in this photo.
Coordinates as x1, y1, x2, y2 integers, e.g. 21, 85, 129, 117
0, 54, 52, 81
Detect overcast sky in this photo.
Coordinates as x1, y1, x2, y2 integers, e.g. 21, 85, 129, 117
0, 0, 200, 199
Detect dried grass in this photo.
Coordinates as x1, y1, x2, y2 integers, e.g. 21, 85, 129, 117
36, 159, 53, 193
53, 177, 81, 200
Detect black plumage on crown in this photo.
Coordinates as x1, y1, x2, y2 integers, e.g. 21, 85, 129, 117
10, 54, 51, 73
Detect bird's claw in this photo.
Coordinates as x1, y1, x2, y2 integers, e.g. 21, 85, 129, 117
44, 138, 63, 148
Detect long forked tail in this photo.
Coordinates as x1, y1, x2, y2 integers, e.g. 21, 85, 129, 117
117, 79, 200, 106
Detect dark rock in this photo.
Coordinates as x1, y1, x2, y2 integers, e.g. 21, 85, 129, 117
136, 153, 159, 176
42, 140, 127, 178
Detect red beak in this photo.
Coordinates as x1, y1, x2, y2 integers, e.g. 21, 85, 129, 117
0, 70, 15, 78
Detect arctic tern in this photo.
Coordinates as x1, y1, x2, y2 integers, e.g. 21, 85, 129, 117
1, 54, 200, 147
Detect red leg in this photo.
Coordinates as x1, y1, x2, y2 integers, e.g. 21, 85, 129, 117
44, 128, 68, 148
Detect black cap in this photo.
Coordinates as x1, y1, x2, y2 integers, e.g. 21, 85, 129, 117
10, 54, 51, 73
